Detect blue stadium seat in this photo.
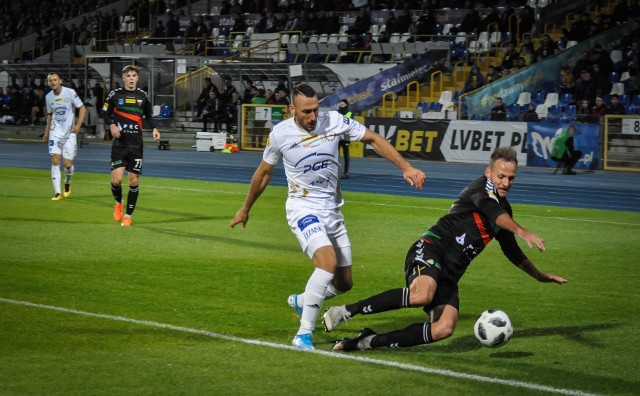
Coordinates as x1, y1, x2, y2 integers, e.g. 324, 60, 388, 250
559, 93, 573, 107
532, 92, 545, 105
561, 104, 577, 122
546, 105, 562, 123
620, 94, 631, 107
506, 103, 520, 121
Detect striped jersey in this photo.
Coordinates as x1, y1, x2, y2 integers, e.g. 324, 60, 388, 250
102, 88, 157, 147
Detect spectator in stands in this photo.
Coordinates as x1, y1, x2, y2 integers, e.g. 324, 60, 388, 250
574, 70, 598, 104
220, 77, 238, 104
608, 94, 626, 115
522, 103, 539, 122
226, 90, 242, 132
340, 30, 364, 63
612, 0, 630, 24
83, 88, 100, 138
194, 77, 218, 120
452, 8, 480, 35
220, 1, 232, 15
591, 96, 608, 120
93, 82, 105, 107
535, 34, 558, 60
28, 86, 46, 126
274, 88, 290, 106
202, 90, 226, 132
590, 63, 612, 97
558, 64, 575, 95
251, 88, 267, 104
296, 10, 312, 35
485, 65, 500, 84
323, 10, 341, 35
563, 12, 592, 43
337, 99, 352, 179
520, 45, 535, 66
275, 75, 290, 96
230, 13, 248, 34
479, 6, 500, 34
242, 79, 255, 103
385, 12, 399, 35
518, 5, 535, 39
576, 99, 594, 123
573, 51, 591, 80
265, 89, 275, 104
256, 11, 280, 33
501, 42, 520, 70
283, 10, 299, 31
351, 7, 372, 35
151, 20, 166, 41
229, 0, 243, 15
165, 13, 180, 39
490, 97, 507, 121
463, 66, 485, 93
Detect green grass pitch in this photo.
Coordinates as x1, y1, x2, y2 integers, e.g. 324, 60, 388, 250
0, 166, 638, 395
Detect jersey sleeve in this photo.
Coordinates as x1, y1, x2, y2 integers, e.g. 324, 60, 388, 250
496, 229, 527, 266
71, 89, 84, 108
330, 111, 366, 142
262, 131, 282, 165
101, 90, 115, 125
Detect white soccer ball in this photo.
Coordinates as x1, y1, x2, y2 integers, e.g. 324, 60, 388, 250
474, 309, 513, 348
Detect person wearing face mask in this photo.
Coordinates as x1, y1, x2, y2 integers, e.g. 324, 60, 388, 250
337, 99, 352, 179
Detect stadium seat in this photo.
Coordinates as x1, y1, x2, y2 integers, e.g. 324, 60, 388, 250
506, 103, 520, 121
561, 104, 577, 122
546, 105, 562, 123
620, 94, 631, 107
610, 71, 619, 83
543, 93, 559, 108
535, 104, 548, 120
532, 92, 545, 105
559, 93, 573, 107
610, 83, 625, 96
516, 92, 531, 107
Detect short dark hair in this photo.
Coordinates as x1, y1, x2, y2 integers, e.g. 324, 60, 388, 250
292, 84, 316, 102
611, 94, 619, 99
490, 146, 518, 166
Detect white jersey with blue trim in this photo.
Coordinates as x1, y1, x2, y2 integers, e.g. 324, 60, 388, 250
45, 86, 84, 139
263, 111, 366, 209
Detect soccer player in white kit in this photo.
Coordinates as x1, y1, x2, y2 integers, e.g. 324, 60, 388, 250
230, 84, 426, 350
42, 72, 86, 200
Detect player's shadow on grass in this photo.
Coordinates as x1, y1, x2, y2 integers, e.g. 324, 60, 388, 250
141, 224, 298, 253
364, 321, 621, 355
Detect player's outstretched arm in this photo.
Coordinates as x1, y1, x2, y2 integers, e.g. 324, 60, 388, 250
495, 213, 545, 251
518, 259, 567, 284
230, 161, 274, 230
361, 129, 426, 189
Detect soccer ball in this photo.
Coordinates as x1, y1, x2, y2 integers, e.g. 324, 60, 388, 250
474, 309, 513, 348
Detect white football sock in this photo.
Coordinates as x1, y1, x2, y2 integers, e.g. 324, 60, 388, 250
298, 268, 333, 335
293, 283, 343, 309
64, 165, 74, 185
51, 165, 61, 194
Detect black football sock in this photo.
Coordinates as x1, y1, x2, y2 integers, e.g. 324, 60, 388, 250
111, 183, 122, 203
371, 322, 433, 348
126, 185, 139, 216
345, 288, 409, 317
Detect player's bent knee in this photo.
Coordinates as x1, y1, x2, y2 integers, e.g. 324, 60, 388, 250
431, 321, 456, 341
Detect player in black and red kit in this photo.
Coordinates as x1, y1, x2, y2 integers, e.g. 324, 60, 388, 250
324, 146, 567, 351
102, 65, 160, 227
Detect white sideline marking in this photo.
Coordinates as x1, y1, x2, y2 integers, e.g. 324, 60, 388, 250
1, 297, 600, 396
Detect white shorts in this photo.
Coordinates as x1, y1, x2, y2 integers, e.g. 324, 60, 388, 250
286, 206, 352, 267
48, 134, 77, 160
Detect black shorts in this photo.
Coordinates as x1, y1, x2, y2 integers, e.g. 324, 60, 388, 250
110, 146, 144, 174
404, 237, 460, 313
